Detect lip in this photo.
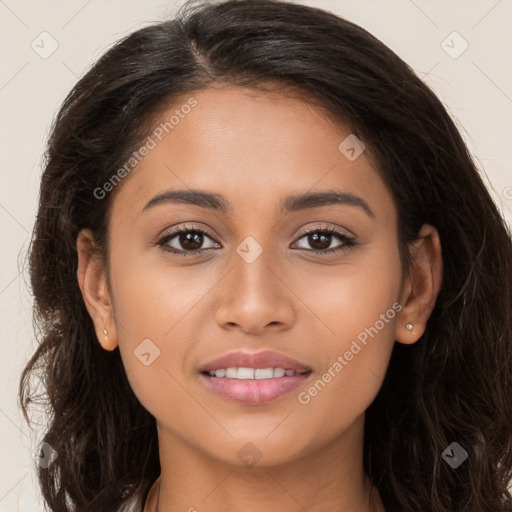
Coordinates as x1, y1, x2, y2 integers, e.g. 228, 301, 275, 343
199, 372, 311, 405
198, 350, 313, 405
199, 350, 312, 374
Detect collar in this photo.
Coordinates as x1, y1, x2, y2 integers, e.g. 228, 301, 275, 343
143, 476, 161, 512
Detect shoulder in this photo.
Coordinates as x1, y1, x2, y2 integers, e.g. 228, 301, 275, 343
113, 477, 160, 512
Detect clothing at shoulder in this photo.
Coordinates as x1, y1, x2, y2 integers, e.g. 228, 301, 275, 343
115, 477, 160, 512
142, 476, 160, 512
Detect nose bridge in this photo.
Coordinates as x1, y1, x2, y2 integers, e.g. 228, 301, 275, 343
214, 231, 294, 332
227, 195, 279, 280
231, 233, 279, 299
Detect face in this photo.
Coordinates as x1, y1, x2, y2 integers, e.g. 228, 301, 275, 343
79, 84, 437, 469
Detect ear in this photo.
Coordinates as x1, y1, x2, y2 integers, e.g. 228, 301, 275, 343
76, 228, 118, 351
394, 224, 443, 344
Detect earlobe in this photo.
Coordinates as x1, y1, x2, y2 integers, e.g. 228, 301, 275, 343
394, 224, 443, 345
76, 228, 118, 351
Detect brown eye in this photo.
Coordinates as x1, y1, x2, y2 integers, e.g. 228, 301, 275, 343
292, 226, 356, 255
177, 231, 204, 251
157, 225, 220, 255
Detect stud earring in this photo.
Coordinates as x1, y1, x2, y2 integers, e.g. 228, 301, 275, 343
103, 328, 108, 337
405, 323, 413, 331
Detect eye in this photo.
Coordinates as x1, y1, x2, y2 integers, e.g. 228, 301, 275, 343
156, 224, 357, 257
292, 225, 356, 255
157, 224, 220, 256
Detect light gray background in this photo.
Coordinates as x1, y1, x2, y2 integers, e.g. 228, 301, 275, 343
1, 0, 511, 509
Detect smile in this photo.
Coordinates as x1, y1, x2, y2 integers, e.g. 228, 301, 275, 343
206, 367, 300, 379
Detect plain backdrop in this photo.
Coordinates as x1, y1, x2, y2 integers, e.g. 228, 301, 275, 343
0, 0, 511, 509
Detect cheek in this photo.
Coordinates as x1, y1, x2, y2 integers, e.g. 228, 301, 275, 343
291, 312, 398, 454
290, 233, 402, 341
292, 238, 401, 417
109, 242, 242, 421
110, 243, 219, 341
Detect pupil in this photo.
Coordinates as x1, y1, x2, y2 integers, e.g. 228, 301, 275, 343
181, 232, 202, 250
310, 233, 330, 250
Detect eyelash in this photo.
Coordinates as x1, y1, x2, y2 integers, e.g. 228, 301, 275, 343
156, 224, 357, 257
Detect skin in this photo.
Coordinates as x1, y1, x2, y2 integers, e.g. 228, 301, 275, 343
77, 85, 442, 512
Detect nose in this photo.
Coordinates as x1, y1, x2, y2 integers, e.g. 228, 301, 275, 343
214, 244, 295, 335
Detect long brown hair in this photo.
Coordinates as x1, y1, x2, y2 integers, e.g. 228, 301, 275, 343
19, 1, 512, 510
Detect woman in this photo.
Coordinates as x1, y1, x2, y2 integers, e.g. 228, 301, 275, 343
19, 0, 512, 510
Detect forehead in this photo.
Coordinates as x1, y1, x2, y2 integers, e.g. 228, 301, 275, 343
110, 85, 395, 221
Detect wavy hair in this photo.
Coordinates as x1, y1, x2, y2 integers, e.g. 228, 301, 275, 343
19, 0, 512, 510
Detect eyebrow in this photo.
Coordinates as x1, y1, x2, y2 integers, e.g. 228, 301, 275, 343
141, 188, 375, 218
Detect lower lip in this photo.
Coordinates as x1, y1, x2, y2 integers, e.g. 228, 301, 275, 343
200, 373, 311, 405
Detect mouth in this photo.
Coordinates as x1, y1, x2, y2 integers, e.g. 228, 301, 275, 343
198, 350, 313, 405
202, 367, 309, 379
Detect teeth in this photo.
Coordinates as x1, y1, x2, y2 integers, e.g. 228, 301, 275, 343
226, 367, 238, 378
273, 367, 285, 378
208, 367, 296, 379
254, 368, 273, 379
239, 367, 255, 379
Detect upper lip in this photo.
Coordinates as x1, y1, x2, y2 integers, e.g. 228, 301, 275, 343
200, 350, 312, 374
